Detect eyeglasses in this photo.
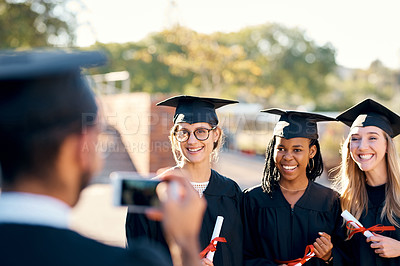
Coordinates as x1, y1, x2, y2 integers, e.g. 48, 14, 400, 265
174, 127, 216, 142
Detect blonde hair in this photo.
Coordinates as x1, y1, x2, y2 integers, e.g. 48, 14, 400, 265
336, 131, 400, 230
169, 123, 224, 166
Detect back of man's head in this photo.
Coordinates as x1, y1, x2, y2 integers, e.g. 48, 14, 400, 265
0, 50, 107, 187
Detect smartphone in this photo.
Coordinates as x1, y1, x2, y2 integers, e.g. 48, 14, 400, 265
111, 171, 161, 212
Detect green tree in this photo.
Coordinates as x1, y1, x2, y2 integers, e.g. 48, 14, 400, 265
90, 27, 260, 96
322, 60, 400, 111
91, 23, 338, 106
0, 0, 77, 48
90, 38, 194, 94
158, 27, 262, 97
218, 24, 337, 108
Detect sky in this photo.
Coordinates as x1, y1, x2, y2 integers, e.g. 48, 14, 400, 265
75, 0, 400, 70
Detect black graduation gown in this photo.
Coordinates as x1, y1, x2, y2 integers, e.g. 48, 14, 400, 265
344, 188, 400, 266
125, 169, 244, 266
0, 223, 170, 266
243, 181, 344, 266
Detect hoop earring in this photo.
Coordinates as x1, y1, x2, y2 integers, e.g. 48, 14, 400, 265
308, 158, 314, 173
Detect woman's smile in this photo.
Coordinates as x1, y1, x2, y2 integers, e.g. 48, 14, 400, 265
187, 146, 204, 153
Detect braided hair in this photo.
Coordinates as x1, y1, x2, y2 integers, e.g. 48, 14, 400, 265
261, 136, 324, 194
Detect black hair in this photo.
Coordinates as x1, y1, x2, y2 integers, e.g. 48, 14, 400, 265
261, 136, 324, 194
0, 71, 98, 185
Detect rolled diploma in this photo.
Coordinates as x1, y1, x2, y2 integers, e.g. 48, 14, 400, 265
206, 216, 224, 261
341, 210, 374, 238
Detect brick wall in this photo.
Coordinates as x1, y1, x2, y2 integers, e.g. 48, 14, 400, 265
99, 93, 150, 174
99, 93, 176, 175
149, 96, 176, 173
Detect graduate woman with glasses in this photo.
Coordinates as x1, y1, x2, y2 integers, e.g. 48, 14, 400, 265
335, 99, 400, 266
243, 109, 346, 266
125, 95, 243, 266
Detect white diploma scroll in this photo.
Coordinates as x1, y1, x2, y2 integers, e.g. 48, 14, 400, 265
341, 210, 374, 238
206, 216, 224, 262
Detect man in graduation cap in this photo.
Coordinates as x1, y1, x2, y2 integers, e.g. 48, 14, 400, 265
126, 95, 244, 266
0, 50, 205, 266
243, 109, 346, 265
336, 98, 400, 266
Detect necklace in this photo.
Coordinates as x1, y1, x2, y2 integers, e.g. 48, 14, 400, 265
279, 183, 307, 192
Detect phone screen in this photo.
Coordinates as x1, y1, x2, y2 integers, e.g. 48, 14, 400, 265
120, 179, 161, 208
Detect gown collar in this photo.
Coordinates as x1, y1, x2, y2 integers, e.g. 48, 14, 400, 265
203, 169, 237, 197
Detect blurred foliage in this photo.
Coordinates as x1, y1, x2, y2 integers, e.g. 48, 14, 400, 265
321, 60, 400, 112
88, 24, 400, 112
2, 4, 399, 113
0, 0, 77, 48
217, 24, 337, 107
91, 35, 194, 94
89, 24, 342, 108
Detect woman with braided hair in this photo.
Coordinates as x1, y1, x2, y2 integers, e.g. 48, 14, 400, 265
243, 109, 345, 266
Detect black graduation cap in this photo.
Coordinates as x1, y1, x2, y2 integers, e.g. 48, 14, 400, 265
0, 49, 107, 134
261, 109, 336, 139
156, 95, 238, 125
0, 49, 107, 80
336, 98, 400, 138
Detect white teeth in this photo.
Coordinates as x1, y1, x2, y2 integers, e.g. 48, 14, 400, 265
283, 165, 297, 170
359, 154, 373, 160
188, 147, 202, 152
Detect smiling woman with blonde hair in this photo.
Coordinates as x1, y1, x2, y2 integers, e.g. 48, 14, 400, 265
335, 98, 400, 266
125, 95, 243, 266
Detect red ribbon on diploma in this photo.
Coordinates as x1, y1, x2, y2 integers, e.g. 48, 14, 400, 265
275, 245, 315, 266
346, 220, 395, 239
199, 237, 227, 259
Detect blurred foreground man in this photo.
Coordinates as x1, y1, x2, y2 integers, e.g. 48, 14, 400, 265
0, 50, 205, 266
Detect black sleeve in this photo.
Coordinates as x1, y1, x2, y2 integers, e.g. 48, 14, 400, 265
125, 208, 169, 250
125, 238, 172, 266
330, 197, 353, 266
242, 192, 277, 266
201, 183, 244, 266
125, 209, 148, 248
